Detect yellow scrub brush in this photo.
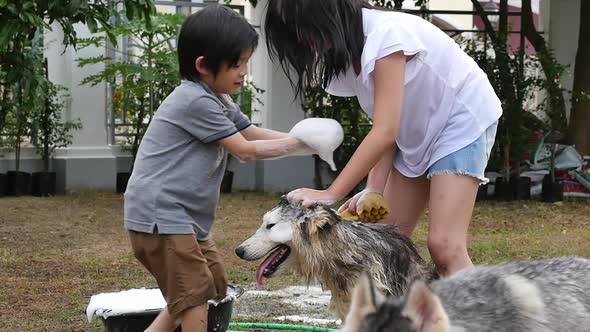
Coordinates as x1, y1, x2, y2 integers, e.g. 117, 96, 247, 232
339, 192, 390, 223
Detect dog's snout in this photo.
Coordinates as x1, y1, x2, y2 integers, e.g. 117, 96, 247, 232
235, 246, 245, 259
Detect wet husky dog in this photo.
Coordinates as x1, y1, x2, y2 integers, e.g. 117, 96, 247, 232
343, 256, 590, 332
235, 198, 432, 320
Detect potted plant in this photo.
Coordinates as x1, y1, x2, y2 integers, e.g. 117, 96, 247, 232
0, 172, 5, 198
79, 13, 183, 193
29, 60, 82, 196
4, 80, 33, 196
534, 49, 569, 203
0, 0, 156, 195
460, 38, 524, 201
541, 142, 564, 202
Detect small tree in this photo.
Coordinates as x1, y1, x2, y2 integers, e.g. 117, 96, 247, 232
79, 13, 183, 171
2, 48, 50, 174
532, 49, 569, 184
30, 61, 82, 173
0, 0, 156, 137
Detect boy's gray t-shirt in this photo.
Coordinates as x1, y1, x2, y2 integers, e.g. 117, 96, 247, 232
124, 80, 251, 240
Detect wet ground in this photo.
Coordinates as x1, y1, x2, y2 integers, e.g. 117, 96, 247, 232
233, 285, 341, 328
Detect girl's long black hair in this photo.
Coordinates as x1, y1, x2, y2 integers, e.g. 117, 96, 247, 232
264, 0, 379, 98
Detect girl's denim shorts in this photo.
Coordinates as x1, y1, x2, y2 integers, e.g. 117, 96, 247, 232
427, 121, 498, 185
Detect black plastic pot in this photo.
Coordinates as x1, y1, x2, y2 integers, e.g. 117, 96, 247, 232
6, 171, 31, 196
494, 177, 515, 201
101, 285, 243, 332
116, 172, 132, 193
493, 176, 531, 201
220, 171, 234, 193
476, 183, 489, 201
542, 175, 564, 203
513, 176, 531, 200
0, 173, 6, 198
31, 172, 57, 197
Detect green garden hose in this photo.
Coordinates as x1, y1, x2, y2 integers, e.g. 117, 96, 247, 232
228, 322, 338, 331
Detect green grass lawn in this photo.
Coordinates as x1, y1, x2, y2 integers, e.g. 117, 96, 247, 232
0, 192, 588, 331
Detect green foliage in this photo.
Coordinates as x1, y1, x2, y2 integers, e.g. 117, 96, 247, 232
1, 48, 47, 171
2, 53, 82, 172
302, 86, 372, 188
0, 0, 156, 51
460, 32, 547, 177
460, 32, 572, 181
30, 74, 82, 172
534, 48, 568, 136
0, 0, 156, 170
78, 12, 183, 170
530, 48, 571, 181
232, 81, 265, 121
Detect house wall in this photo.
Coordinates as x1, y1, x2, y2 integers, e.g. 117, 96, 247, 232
420, 0, 474, 29
543, 0, 581, 121
45, 22, 118, 192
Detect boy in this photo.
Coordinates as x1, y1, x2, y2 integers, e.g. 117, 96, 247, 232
124, 5, 309, 332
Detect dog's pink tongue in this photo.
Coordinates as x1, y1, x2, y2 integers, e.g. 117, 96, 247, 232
255, 264, 265, 286
255, 254, 275, 286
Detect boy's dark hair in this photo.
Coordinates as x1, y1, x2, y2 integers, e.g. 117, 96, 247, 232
178, 5, 258, 81
265, 0, 381, 97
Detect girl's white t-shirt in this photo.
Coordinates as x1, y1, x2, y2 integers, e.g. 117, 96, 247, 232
326, 8, 503, 178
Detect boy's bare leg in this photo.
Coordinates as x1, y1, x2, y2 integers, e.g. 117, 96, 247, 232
145, 307, 177, 332
180, 303, 208, 332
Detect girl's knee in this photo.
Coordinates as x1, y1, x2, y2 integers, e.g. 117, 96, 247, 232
427, 234, 471, 276
427, 235, 465, 263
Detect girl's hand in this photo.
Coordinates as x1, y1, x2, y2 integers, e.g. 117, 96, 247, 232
286, 188, 342, 208
338, 189, 390, 223
338, 189, 374, 215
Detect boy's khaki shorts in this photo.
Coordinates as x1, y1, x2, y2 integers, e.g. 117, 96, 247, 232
128, 230, 227, 316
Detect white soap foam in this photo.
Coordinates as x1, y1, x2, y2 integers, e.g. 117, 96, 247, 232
86, 286, 241, 322
289, 118, 344, 171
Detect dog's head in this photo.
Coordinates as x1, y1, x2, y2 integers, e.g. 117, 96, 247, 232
342, 273, 449, 332
234, 196, 339, 285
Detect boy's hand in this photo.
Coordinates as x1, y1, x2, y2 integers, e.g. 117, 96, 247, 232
286, 188, 341, 208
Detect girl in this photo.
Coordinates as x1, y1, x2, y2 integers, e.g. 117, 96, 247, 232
267, 0, 502, 276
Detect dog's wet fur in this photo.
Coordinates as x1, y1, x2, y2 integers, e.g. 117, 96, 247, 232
235, 197, 434, 319
343, 256, 590, 332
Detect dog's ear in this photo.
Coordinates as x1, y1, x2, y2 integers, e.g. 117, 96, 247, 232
307, 208, 333, 234
342, 272, 384, 332
279, 195, 289, 206
401, 280, 449, 331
